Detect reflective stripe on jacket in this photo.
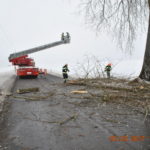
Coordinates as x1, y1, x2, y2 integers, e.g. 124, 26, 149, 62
62, 66, 69, 73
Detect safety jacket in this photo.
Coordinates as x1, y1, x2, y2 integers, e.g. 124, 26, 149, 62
105, 65, 112, 72
62, 65, 69, 74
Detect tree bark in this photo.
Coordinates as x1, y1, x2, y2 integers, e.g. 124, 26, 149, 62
139, 0, 150, 81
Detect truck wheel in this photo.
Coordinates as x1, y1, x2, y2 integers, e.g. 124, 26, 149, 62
19, 76, 22, 79
33, 75, 37, 79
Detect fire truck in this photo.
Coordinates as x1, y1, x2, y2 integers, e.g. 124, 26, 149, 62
8, 33, 70, 78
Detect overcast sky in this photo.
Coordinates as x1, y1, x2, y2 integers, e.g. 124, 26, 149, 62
0, 0, 147, 77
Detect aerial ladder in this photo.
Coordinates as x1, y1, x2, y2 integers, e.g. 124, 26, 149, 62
8, 33, 70, 78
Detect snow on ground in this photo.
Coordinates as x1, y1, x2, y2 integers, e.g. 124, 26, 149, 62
0, 67, 15, 91
112, 59, 143, 78
0, 68, 16, 112
0, 71, 15, 87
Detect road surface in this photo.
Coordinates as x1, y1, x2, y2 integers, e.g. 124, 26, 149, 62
0, 74, 150, 150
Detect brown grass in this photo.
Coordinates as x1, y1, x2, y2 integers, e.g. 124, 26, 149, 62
67, 78, 150, 116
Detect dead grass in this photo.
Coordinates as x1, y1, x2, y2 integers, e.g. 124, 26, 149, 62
67, 78, 150, 116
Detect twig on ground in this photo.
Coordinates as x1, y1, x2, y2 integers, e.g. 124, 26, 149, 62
59, 113, 78, 125
17, 87, 39, 94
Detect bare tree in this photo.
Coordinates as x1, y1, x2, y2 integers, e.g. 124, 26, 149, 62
75, 55, 95, 79
74, 55, 117, 78
139, 0, 150, 81
79, 0, 150, 81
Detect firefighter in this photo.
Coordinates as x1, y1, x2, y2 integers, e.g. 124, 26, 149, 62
105, 63, 112, 78
61, 32, 64, 41
66, 32, 70, 38
62, 64, 69, 83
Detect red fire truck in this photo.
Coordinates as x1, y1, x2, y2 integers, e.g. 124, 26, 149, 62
8, 33, 70, 78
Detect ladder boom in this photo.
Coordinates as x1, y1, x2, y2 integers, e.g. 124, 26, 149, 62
9, 33, 70, 61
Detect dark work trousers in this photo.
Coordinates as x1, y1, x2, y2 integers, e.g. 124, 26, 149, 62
106, 71, 110, 78
63, 73, 68, 83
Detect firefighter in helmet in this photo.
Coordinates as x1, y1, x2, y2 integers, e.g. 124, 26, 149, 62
62, 64, 69, 83
66, 32, 70, 39
61, 32, 65, 41
105, 63, 112, 78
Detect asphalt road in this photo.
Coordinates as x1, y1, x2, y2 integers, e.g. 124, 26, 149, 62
0, 74, 150, 150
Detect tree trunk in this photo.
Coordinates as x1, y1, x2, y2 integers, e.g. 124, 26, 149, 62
139, 0, 150, 81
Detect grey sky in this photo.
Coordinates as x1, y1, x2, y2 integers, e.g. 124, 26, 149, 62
0, 0, 147, 76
